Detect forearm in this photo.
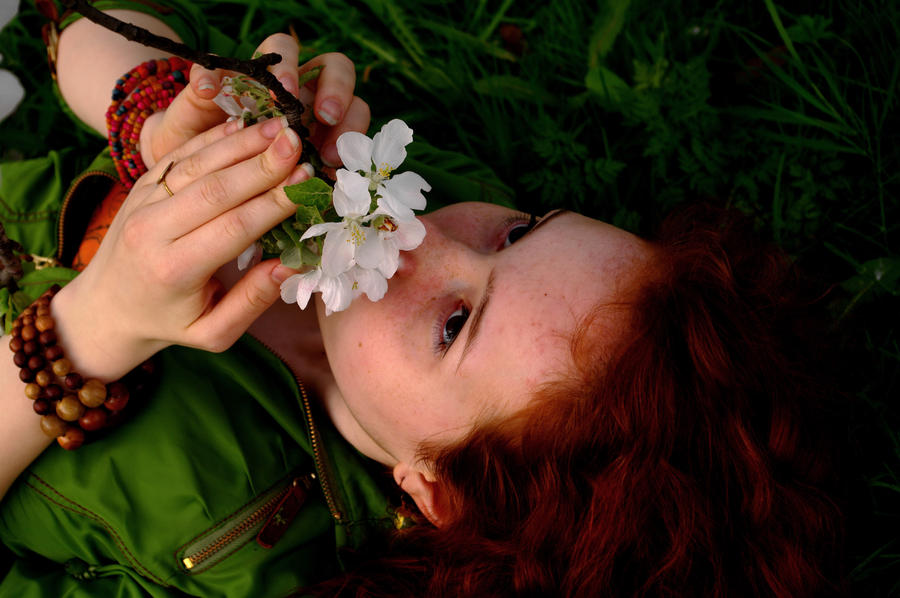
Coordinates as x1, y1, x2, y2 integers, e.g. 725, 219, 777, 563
56, 9, 183, 136
0, 340, 54, 501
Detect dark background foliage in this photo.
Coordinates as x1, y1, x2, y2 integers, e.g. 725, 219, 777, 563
1, 0, 898, 593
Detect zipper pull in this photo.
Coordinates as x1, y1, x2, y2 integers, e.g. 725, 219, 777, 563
256, 475, 313, 549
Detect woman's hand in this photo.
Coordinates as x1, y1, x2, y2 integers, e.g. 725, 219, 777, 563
52, 117, 309, 382
141, 34, 370, 170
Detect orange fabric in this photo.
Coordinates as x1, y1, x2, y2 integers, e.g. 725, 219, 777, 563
71, 181, 128, 272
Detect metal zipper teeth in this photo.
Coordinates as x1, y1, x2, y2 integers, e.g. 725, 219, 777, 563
182, 484, 290, 570
56, 169, 117, 260
249, 335, 342, 521
297, 380, 342, 521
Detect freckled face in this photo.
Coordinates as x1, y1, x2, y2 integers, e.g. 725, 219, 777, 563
316, 202, 650, 467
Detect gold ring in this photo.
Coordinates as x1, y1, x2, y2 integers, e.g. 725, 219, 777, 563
157, 161, 175, 197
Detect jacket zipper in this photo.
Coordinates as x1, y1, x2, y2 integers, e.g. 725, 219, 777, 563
249, 335, 342, 522
56, 169, 117, 261
180, 474, 313, 572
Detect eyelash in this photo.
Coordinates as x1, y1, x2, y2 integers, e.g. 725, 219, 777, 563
501, 212, 538, 248
432, 212, 538, 356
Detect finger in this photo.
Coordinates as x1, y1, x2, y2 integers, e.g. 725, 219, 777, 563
158, 127, 303, 239
298, 52, 356, 127
148, 116, 290, 202
175, 160, 314, 265
256, 33, 301, 98
185, 259, 299, 353
312, 95, 370, 167
143, 65, 229, 166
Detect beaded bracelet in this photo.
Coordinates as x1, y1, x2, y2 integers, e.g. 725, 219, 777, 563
9, 285, 155, 450
106, 57, 192, 188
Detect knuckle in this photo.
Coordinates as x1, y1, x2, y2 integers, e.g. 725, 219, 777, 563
322, 52, 354, 73
220, 211, 252, 242
257, 150, 285, 180
244, 279, 274, 311
196, 172, 229, 209
178, 153, 205, 181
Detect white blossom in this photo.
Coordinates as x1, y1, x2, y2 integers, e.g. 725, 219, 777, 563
279, 119, 429, 314
0, 4, 24, 125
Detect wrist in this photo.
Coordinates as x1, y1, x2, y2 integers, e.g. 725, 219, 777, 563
51, 280, 162, 382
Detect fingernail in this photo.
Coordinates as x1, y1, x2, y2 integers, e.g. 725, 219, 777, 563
321, 144, 340, 168
274, 128, 300, 158
317, 99, 342, 126
197, 76, 215, 92
278, 75, 299, 98
286, 162, 315, 185
271, 264, 296, 283
224, 118, 244, 135
261, 116, 289, 139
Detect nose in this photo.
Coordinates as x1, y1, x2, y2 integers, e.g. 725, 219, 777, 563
394, 212, 490, 281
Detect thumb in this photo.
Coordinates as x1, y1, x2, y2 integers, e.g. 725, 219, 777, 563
188, 260, 298, 352
144, 65, 229, 167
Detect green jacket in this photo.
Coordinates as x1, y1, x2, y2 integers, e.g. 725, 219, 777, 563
0, 149, 397, 597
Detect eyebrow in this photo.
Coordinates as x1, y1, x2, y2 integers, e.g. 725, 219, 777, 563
455, 209, 568, 371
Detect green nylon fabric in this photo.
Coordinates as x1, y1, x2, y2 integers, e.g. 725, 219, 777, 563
0, 333, 393, 597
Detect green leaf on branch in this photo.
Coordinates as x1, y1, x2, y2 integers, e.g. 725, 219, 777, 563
285, 177, 334, 211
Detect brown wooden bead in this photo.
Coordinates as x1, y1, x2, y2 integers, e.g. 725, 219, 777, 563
11, 326, 21, 338
57, 427, 85, 450
64, 372, 83, 390
13, 351, 27, 368
27, 355, 45, 371
52, 357, 72, 376
78, 379, 107, 408
21, 325, 36, 341
19, 368, 35, 383
104, 387, 129, 412
24, 383, 41, 400
22, 340, 38, 356
78, 408, 108, 432
36, 306, 50, 316
35, 369, 52, 387
34, 315, 54, 332
32, 399, 52, 415
40, 414, 69, 438
8, 336, 23, 352
44, 345, 64, 362
39, 329, 57, 346
44, 383, 63, 400
56, 395, 85, 421
21, 315, 34, 326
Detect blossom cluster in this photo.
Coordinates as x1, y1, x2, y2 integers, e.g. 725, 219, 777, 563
279, 120, 430, 314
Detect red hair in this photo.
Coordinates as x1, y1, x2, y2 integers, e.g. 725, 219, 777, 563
308, 205, 843, 597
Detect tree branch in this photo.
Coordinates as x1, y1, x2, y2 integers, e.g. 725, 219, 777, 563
62, 0, 318, 161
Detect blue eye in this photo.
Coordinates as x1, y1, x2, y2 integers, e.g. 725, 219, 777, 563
435, 305, 470, 354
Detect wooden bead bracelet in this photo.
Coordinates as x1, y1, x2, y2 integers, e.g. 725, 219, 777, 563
9, 285, 154, 450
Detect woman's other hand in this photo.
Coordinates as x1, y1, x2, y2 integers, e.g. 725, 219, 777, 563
52, 117, 309, 382
141, 34, 370, 169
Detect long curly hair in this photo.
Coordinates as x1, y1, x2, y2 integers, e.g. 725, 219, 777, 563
309, 205, 844, 597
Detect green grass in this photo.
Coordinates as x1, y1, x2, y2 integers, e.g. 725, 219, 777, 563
2, 0, 899, 593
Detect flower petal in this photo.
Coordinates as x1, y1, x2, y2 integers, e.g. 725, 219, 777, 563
377, 172, 430, 222
336, 131, 374, 173
236, 242, 263, 271
392, 216, 427, 251
320, 272, 354, 315
355, 228, 387, 270
0, 70, 25, 124
300, 221, 341, 241
351, 267, 388, 302
372, 119, 414, 173
320, 226, 355, 276
335, 169, 373, 216
376, 241, 401, 278
280, 270, 321, 309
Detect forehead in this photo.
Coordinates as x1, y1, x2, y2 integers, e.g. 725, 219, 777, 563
455, 213, 644, 409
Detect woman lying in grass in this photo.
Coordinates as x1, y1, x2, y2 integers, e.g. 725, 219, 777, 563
0, 5, 841, 597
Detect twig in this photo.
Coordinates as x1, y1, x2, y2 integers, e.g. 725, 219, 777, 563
62, 0, 317, 159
